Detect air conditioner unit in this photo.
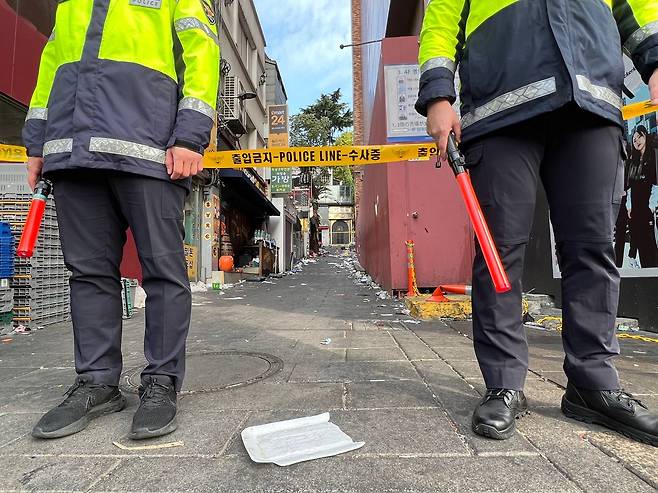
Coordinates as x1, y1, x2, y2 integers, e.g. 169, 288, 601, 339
220, 75, 247, 135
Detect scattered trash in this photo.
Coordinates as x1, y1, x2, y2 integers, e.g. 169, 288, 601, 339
1, 337, 12, 344
241, 413, 364, 466
320, 338, 332, 345
224, 297, 245, 300
380, 314, 394, 317
14, 325, 31, 334
377, 291, 389, 300
113, 441, 184, 451
402, 320, 421, 325
190, 282, 208, 293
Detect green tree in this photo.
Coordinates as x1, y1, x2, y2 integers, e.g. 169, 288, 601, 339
299, 89, 353, 144
290, 90, 353, 199
332, 131, 354, 190
289, 113, 331, 148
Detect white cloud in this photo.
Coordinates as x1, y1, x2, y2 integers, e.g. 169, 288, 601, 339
252, 0, 353, 113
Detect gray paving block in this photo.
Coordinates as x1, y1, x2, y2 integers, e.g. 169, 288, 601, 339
333, 408, 470, 455
412, 328, 473, 348
518, 407, 656, 492
0, 386, 69, 414
93, 455, 579, 492
346, 347, 406, 362
227, 408, 469, 458
443, 360, 483, 379
292, 347, 346, 362
0, 413, 41, 449
531, 370, 568, 388
433, 345, 478, 363
0, 367, 41, 382
0, 367, 77, 389
327, 332, 399, 348
0, 456, 120, 492
587, 431, 658, 488
289, 361, 419, 383
7, 401, 246, 458
178, 382, 344, 412
346, 380, 438, 409
415, 361, 537, 454
389, 332, 440, 361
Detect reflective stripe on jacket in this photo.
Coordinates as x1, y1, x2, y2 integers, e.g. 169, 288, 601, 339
23, 0, 220, 182
416, 0, 658, 143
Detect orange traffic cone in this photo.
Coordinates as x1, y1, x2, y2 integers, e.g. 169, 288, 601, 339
426, 284, 472, 303
427, 287, 449, 303
440, 284, 472, 296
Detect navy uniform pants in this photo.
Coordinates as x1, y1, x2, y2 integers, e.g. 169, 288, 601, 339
52, 170, 191, 391
464, 105, 624, 391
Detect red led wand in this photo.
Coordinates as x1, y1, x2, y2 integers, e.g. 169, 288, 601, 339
17, 180, 53, 258
445, 134, 511, 294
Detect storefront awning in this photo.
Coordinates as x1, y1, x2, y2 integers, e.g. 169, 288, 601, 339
219, 169, 280, 217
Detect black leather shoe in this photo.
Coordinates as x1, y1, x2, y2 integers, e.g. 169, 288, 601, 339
472, 389, 528, 440
130, 375, 178, 440
32, 376, 126, 439
562, 383, 657, 447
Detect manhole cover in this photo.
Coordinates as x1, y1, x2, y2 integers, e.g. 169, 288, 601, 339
120, 351, 283, 395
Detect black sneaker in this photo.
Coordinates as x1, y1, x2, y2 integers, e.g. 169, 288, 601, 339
472, 389, 528, 440
32, 376, 126, 439
130, 375, 178, 440
562, 383, 658, 447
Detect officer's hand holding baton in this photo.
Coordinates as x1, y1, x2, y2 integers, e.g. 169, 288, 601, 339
426, 99, 461, 159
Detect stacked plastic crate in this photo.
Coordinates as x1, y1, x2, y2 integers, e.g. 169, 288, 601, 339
0, 165, 70, 328
0, 223, 15, 334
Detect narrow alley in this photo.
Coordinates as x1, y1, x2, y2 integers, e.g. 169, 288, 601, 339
0, 253, 656, 492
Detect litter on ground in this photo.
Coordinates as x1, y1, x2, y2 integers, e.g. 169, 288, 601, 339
241, 413, 364, 466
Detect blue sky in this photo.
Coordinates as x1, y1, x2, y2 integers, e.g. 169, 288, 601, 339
253, 0, 353, 116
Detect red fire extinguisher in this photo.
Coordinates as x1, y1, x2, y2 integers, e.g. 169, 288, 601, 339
17, 180, 53, 258
445, 133, 512, 294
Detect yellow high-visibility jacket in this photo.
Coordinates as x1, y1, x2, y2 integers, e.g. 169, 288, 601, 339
22, 0, 220, 183
416, 0, 658, 142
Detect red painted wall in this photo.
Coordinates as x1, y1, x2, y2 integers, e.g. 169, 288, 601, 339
357, 37, 474, 291
0, 0, 52, 106
120, 230, 143, 283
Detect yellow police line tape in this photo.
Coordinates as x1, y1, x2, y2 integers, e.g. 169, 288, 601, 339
1, 99, 655, 167
0, 142, 437, 168
203, 143, 438, 169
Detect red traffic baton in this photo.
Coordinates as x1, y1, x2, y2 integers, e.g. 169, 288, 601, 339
445, 134, 511, 294
17, 180, 53, 258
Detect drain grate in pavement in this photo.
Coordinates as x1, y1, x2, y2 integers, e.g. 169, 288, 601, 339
120, 351, 283, 395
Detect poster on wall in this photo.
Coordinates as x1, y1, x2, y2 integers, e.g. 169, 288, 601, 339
551, 56, 658, 279
384, 64, 433, 143
615, 60, 658, 277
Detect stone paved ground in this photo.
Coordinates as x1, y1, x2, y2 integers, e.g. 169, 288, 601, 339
0, 254, 656, 492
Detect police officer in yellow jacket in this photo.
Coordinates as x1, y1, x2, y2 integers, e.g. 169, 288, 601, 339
23, 0, 220, 440
417, 0, 658, 445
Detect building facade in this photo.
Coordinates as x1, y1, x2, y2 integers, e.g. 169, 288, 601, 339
1, 1, 284, 286
352, 1, 658, 331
